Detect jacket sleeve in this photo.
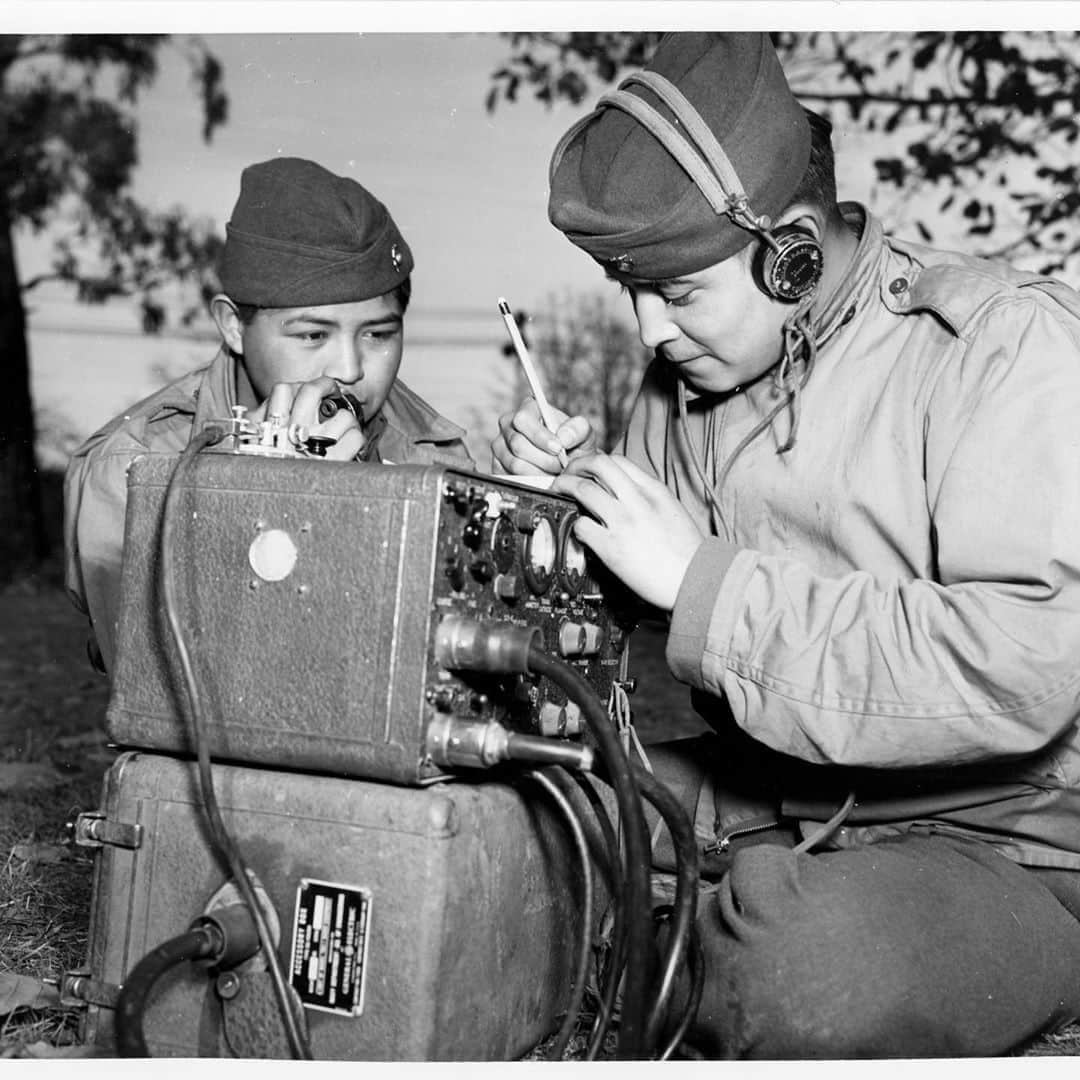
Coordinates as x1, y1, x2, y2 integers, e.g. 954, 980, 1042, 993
63, 432, 144, 677
666, 296, 1080, 770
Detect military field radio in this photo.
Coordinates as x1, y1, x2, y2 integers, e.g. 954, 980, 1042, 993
105, 407, 640, 783
71, 409, 696, 1062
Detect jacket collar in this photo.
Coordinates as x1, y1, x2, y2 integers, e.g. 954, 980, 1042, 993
810, 201, 884, 349
191, 347, 239, 432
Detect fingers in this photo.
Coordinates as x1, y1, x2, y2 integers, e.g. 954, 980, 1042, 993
494, 401, 566, 475
253, 377, 365, 460
288, 377, 342, 428
491, 400, 598, 476
552, 452, 704, 612
557, 453, 641, 502
552, 451, 684, 540
551, 473, 613, 531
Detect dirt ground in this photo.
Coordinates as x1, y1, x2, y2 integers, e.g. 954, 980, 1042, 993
1, 555, 1078, 1057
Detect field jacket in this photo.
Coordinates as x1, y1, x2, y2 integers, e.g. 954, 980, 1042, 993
64, 347, 472, 675
623, 204, 1080, 869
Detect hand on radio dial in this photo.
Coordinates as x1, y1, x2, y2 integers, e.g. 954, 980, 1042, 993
250, 375, 366, 461
492, 399, 598, 476
552, 453, 704, 613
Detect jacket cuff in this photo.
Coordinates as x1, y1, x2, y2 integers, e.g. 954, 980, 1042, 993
666, 537, 740, 687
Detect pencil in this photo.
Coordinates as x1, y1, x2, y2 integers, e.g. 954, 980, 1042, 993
497, 298, 569, 469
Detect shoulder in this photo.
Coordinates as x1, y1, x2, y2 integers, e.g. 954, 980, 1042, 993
882, 235, 1080, 344
69, 365, 208, 465
380, 380, 473, 466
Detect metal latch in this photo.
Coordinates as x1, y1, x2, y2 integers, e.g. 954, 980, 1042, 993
70, 811, 143, 850
59, 968, 121, 1010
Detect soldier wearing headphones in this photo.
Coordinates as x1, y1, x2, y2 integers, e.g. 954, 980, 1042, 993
493, 32, 1080, 1058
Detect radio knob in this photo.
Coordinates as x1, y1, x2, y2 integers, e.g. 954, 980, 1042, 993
538, 702, 565, 737
427, 686, 456, 712
558, 622, 587, 657
514, 509, 540, 532
470, 559, 493, 583
462, 516, 484, 548
538, 701, 584, 738
563, 701, 583, 736
558, 621, 605, 657
444, 557, 465, 592
580, 623, 605, 655
494, 573, 521, 601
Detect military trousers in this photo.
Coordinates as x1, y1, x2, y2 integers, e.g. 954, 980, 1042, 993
639, 739, 1080, 1059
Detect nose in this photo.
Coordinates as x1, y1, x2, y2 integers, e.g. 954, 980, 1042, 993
325, 336, 364, 384
633, 291, 679, 351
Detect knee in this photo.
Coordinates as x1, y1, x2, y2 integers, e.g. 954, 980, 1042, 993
686, 846, 935, 1059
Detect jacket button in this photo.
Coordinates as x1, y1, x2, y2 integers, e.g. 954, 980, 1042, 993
889, 276, 909, 294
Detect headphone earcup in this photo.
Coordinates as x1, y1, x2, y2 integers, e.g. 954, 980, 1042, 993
757, 227, 824, 302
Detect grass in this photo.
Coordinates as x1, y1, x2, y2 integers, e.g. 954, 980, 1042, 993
0, 844, 94, 1051
0, 550, 112, 1057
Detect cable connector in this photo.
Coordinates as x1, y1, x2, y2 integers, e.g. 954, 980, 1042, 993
425, 716, 593, 771
434, 615, 542, 674
188, 903, 261, 969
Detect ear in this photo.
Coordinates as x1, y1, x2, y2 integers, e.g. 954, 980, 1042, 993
773, 203, 824, 243
210, 293, 245, 355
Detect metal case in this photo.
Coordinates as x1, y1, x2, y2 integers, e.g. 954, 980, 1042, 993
82, 751, 588, 1060
106, 453, 635, 784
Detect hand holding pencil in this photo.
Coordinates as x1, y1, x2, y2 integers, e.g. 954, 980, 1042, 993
498, 299, 570, 469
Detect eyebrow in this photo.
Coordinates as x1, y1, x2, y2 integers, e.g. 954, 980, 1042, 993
603, 271, 695, 289
281, 313, 402, 329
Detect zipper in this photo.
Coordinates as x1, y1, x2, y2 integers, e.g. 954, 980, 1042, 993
703, 818, 780, 855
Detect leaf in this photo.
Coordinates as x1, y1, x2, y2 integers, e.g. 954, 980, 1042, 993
0, 973, 60, 1015
0, 762, 62, 791
10, 843, 72, 865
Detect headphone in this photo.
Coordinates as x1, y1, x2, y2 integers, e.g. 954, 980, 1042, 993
590, 71, 824, 304
755, 225, 823, 303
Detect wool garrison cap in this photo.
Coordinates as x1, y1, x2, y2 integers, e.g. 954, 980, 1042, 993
218, 157, 413, 307
548, 32, 811, 279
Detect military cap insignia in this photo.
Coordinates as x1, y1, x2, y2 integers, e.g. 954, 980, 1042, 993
608, 252, 635, 273
391, 242, 403, 271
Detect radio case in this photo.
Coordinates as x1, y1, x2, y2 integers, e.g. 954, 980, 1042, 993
106, 453, 635, 784
81, 750, 591, 1060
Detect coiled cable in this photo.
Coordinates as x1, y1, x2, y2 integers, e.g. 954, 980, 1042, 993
159, 428, 313, 1060
525, 643, 653, 1059
527, 767, 595, 1061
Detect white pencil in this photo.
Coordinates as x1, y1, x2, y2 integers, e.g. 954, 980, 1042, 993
498, 298, 569, 469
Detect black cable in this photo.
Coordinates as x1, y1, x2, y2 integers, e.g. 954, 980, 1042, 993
658, 924, 706, 1061
526, 768, 595, 1061
159, 429, 312, 1060
116, 926, 221, 1057
545, 767, 627, 1061
631, 761, 699, 1048
561, 772, 627, 1062
525, 644, 653, 1060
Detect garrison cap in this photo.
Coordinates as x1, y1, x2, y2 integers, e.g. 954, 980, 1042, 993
218, 157, 413, 308
548, 32, 811, 279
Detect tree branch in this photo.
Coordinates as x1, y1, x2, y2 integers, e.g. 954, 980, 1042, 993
19, 270, 65, 293
792, 88, 1078, 109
